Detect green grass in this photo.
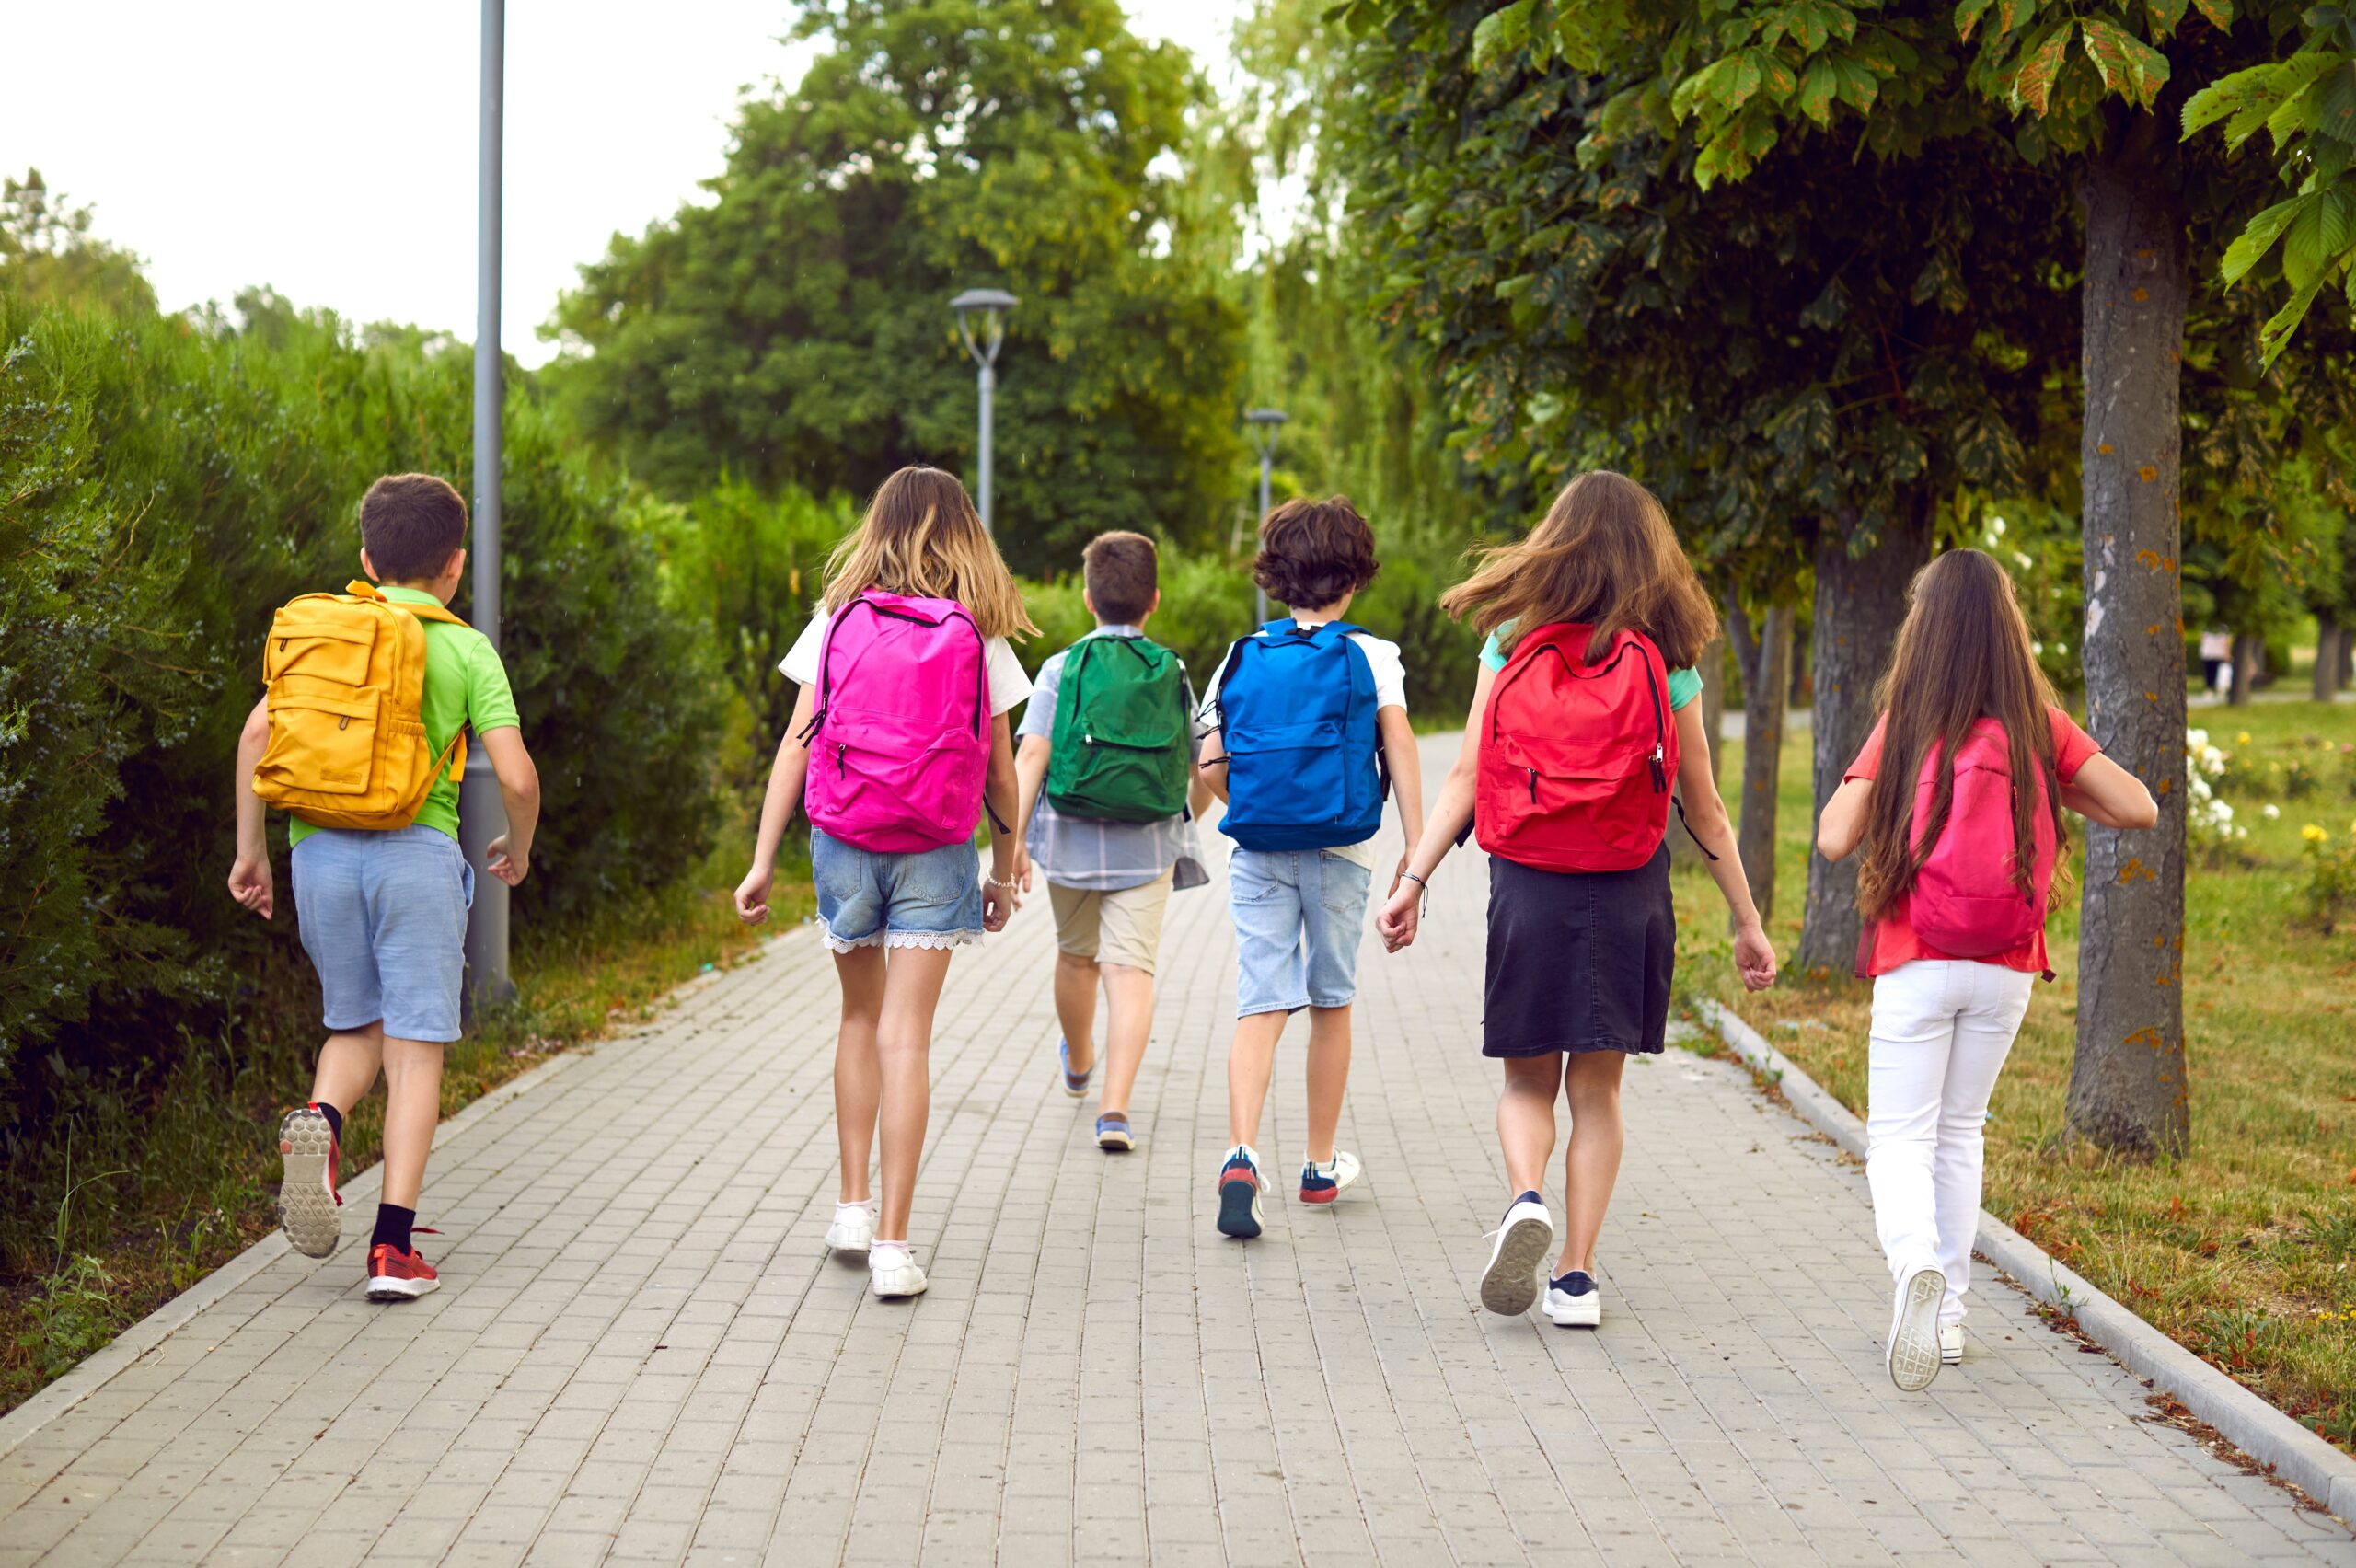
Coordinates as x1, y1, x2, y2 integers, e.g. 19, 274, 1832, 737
1672, 701, 2356, 1452
0, 867, 808, 1417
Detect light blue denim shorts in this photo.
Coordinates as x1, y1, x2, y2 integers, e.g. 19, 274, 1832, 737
1229, 847, 1374, 1017
810, 827, 985, 952
291, 824, 474, 1043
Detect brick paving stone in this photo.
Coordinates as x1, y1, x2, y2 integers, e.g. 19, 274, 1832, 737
7, 736, 2353, 1566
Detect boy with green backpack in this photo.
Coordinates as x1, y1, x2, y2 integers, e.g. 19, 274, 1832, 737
1013, 532, 1209, 1150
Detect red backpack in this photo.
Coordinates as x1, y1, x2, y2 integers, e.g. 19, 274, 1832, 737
1894, 716, 2059, 959
1476, 622, 1678, 873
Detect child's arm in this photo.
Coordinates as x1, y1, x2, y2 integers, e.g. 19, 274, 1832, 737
227, 697, 274, 920
1817, 778, 1871, 862
2061, 753, 2160, 830
735, 683, 816, 924
1014, 733, 1051, 890
982, 714, 1022, 930
1377, 706, 1424, 894
1374, 666, 1494, 951
478, 728, 540, 887
1196, 723, 1230, 805
1674, 702, 1776, 991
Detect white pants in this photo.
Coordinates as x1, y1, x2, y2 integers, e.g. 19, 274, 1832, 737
1865, 959, 2036, 1327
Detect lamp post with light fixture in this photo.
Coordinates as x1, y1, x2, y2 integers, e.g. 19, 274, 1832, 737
1243, 409, 1288, 623
952, 289, 1017, 536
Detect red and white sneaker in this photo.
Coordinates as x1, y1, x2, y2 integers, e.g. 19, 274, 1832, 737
277, 1104, 342, 1259
365, 1243, 440, 1301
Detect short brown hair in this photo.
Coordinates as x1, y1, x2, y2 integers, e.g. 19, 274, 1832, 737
361, 474, 468, 584
1082, 531, 1158, 624
1253, 497, 1380, 610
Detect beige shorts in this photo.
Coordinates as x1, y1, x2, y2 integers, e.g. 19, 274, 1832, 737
1048, 870, 1173, 974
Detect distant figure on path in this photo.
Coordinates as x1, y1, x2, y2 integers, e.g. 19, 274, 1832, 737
1816, 548, 2156, 1390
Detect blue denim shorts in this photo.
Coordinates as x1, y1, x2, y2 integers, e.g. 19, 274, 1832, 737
291, 825, 474, 1043
1230, 847, 1374, 1017
810, 827, 985, 952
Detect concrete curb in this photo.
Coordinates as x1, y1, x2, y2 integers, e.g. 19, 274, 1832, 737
0, 1044, 590, 1461
1698, 999, 2356, 1523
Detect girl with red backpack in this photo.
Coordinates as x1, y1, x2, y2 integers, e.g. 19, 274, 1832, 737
1816, 549, 2155, 1391
1377, 472, 1777, 1327
733, 467, 1036, 1300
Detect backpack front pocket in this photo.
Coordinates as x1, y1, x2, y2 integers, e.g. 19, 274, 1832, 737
264, 618, 376, 686
1226, 720, 1345, 830
260, 690, 381, 796
810, 709, 988, 850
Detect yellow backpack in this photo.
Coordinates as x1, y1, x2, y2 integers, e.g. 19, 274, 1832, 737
253, 580, 469, 831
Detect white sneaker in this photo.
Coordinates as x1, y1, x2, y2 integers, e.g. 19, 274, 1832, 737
1940, 1322, 1964, 1366
1888, 1265, 1947, 1392
1542, 1269, 1602, 1328
1478, 1192, 1553, 1317
825, 1202, 876, 1253
1299, 1151, 1361, 1205
869, 1242, 928, 1298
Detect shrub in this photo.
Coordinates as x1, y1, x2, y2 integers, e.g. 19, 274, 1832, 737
2299, 821, 2356, 933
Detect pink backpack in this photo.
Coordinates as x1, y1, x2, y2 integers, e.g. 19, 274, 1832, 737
802, 592, 990, 853
1903, 716, 2059, 958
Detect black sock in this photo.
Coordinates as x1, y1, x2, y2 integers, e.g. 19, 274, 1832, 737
312, 1101, 343, 1142
372, 1204, 415, 1253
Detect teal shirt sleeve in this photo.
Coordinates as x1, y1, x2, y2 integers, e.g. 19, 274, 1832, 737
1478, 620, 1701, 709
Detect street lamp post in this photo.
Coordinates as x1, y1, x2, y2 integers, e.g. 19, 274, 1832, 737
1243, 409, 1288, 624
951, 289, 1017, 535
458, 0, 514, 1010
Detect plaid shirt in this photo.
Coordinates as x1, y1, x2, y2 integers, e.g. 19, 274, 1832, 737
1019, 628, 1208, 894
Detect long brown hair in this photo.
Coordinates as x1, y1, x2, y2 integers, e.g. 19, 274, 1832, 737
1439, 470, 1717, 666
823, 466, 1037, 640
1854, 548, 2066, 920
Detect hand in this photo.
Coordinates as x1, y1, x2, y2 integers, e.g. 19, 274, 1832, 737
1375, 880, 1421, 952
734, 863, 773, 926
1013, 846, 1034, 894
1733, 921, 1779, 991
227, 852, 274, 920
1387, 851, 1413, 899
485, 836, 531, 887
982, 870, 1021, 932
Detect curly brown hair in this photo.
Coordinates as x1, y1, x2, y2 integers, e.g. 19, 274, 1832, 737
1253, 496, 1380, 611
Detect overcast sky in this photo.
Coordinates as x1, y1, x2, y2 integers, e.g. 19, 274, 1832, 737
5, 2, 1247, 367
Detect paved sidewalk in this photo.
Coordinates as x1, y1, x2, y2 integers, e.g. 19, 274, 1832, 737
5, 739, 2352, 1566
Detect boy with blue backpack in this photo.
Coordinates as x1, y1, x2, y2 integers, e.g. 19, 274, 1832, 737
1196, 497, 1423, 1239
1012, 532, 1210, 1153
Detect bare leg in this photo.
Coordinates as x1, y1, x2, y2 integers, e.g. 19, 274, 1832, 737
376, 1036, 446, 1211
1302, 1005, 1353, 1165
1226, 1011, 1289, 1151
873, 946, 956, 1242
309, 1024, 386, 1119
1054, 951, 1100, 1076
1555, 1053, 1628, 1274
1097, 963, 1154, 1117
1497, 1054, 1565, 1198
832, 947, 887, 1205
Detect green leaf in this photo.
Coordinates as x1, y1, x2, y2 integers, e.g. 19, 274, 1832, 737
1471, 0, 1536, 72
2321, 60, 2356, 146
1993, 0, 2039, 38
2145, 0, 2189, 36
2258, 275, 2326, 370
2011, 23, 2073, 116
2189, 0, 2233, 27
1832, 54, 1883, 112
2220, 194, 2306, 286
1797, 57, 1842, 123
2282, 193, 2329, 288
1956, 0, 1995, 42
2078, 17, 2170, 108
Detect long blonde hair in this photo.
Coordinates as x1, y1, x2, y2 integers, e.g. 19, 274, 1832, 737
1439, 470, 1717, 667
823, 466, 1037, 639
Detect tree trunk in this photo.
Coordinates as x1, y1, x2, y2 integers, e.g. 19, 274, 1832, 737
1670, 630, 1728, 867
2227, 630, 2261, 707
1731, 603, 1793, 925
2066, 124, 2190, 1159
2313, 617, 2342, 703
1796, 512, 1932, 974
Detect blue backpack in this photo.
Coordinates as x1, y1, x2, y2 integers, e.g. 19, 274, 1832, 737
1211, 619, 1387, 851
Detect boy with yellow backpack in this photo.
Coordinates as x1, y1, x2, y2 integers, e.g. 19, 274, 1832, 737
226, 474, 541, 1302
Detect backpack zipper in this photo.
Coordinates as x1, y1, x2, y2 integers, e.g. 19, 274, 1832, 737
1527, 767, 1537, 802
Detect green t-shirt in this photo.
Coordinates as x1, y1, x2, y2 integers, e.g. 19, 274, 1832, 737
1479, 624, 1703, 710
287, 586, 521, 847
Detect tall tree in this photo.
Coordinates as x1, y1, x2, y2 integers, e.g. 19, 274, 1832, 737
547, 0, 1245, 575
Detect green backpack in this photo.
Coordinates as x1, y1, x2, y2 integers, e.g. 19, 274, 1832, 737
1045, 633, 1192, 822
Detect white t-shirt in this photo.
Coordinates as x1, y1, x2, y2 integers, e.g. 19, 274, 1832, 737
1195, 622, 1406, 869
780, 606, 1033, 717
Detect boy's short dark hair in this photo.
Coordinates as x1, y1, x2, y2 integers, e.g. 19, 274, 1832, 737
1082, 531, 1159, 624
1253, 496, 1380, 610
361, 474, 468, 584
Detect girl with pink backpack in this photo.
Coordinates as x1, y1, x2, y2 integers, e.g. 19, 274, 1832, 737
733, 467, 1036, 1300
1816, 549, 2155, 1391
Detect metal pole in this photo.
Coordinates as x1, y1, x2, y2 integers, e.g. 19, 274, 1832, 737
1255, 449, 1271, 625
977, 361, 995, 536
459, 0, 514, 1010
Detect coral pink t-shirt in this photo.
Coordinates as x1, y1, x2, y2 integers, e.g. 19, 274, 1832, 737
1844, 707, 2102, 977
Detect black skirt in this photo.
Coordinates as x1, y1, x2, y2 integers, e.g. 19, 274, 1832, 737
1483, 845, 1674, 1058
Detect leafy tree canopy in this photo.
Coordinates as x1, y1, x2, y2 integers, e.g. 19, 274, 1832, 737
547, 0, 1248, 575
0, 171, 156, 317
